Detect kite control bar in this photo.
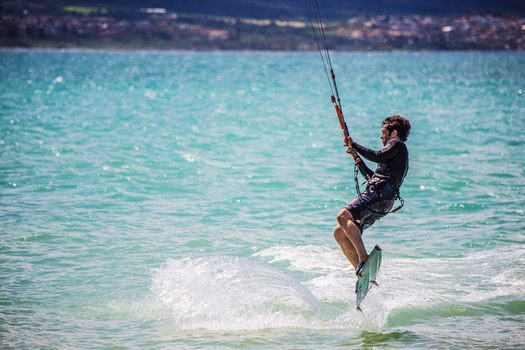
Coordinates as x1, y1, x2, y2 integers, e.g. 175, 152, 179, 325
330, 94, 371, 181
332, 95, 349, 140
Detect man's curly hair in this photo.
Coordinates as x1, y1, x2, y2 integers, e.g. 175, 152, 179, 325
383, 115, 411, 141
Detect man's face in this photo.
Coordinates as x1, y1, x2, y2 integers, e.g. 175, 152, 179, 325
381, 126, 391, 145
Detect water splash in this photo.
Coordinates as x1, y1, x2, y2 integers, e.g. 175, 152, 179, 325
151, 256, 326, 330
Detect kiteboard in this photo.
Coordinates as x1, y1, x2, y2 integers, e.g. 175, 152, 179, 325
355, 245, 382, 311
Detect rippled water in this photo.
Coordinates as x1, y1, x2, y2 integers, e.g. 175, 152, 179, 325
1, 50, 524, 349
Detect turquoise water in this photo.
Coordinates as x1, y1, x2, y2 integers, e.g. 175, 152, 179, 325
1, 50, 524, 349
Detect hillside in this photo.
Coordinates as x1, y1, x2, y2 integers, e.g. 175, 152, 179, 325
2, 1, 524, 50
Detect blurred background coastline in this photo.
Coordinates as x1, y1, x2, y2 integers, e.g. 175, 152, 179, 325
1, 0, 525, 50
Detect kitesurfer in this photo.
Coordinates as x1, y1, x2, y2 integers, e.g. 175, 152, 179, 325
334, 115, 411, 275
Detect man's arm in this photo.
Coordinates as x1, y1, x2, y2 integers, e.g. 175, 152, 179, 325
346, 145, 374, 179
351, 139, 401, 163
357, 158, 374, 179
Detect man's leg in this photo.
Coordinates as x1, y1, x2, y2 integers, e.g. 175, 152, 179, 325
337, 209, 368, 264
333, 225, 359, 268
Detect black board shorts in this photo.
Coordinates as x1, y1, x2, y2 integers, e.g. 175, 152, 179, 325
345, 179, 396, 233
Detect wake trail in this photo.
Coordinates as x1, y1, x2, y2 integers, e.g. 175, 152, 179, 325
145, 244, 524, 331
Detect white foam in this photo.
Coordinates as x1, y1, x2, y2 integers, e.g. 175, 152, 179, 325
253, 244, 347, 274
150, 255, 388, 331
151, 256, 326, 330
148, 244, 524, 332
254, 244, 525, 312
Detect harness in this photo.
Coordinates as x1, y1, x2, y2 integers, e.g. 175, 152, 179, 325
353, 163, 404, 215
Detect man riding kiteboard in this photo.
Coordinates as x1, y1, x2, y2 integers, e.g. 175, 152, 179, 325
333, 115, 411, 275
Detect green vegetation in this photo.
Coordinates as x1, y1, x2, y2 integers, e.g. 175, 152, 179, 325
63, 6, 108, 15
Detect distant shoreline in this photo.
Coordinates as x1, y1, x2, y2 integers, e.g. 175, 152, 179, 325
2, 10, 524, 52
1, 47, 523, 53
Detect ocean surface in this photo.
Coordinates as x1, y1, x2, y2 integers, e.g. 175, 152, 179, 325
1, 50, 524, 349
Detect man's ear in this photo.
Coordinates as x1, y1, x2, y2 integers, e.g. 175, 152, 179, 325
391, 129, 399, 138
